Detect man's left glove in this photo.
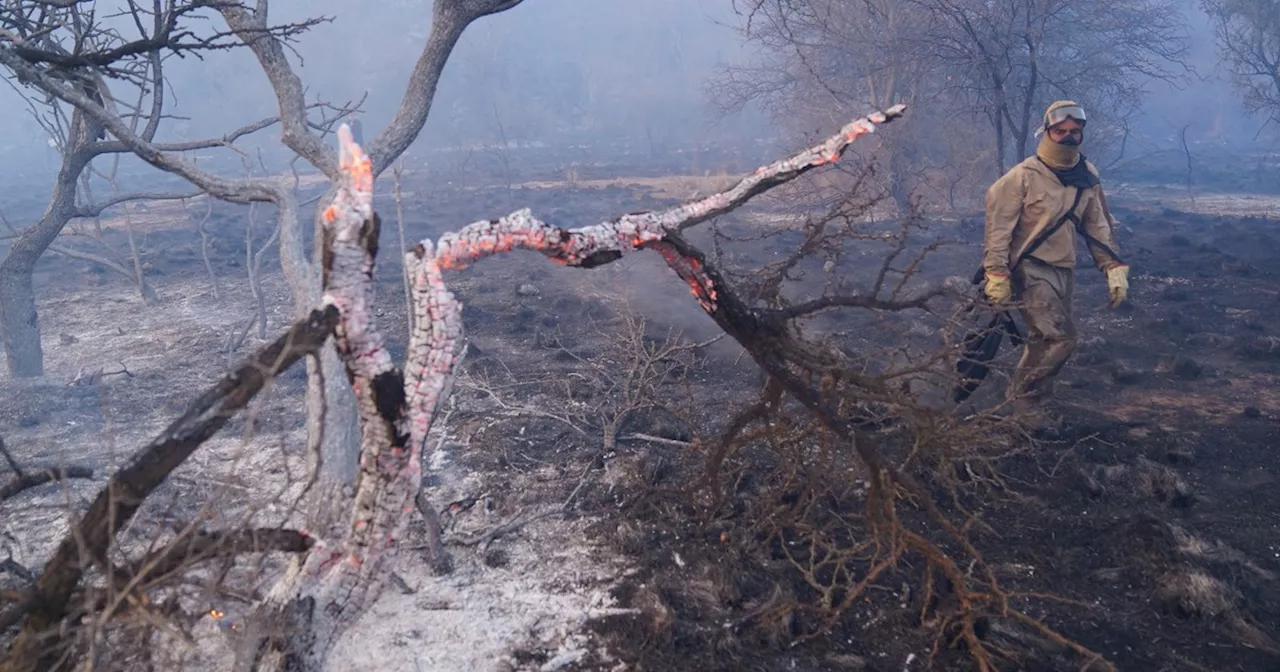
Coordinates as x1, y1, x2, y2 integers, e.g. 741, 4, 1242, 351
1106, 264, 1129, 306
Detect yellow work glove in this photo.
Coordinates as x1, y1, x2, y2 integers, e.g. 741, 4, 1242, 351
1106, 264, 1129, 306
984, 272, 1012, 304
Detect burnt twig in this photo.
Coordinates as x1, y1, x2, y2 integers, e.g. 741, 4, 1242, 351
0, 438, 22, 477
0, 466, 94, 503
87, 528, 316, 615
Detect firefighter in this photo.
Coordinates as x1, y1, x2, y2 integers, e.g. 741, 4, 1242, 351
981, 100, 1130, 429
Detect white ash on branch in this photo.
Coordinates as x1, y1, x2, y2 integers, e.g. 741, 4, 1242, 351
272, 126, 466, 665
283, 104, 904, 666
426, 104, 907, 289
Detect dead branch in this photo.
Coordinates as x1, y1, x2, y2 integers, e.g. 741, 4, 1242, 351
448, 507, 563, 551
0, 306, 338, 672
621, 433, 694, 448
777, 287, 947, 319
222, 315, 258, 365
72, 189, 203, 219
447, 461, 594, 552
0, 0, 323, 79
244, 166, 282, 339
68, 363, 135, 386
0, 47, 297, 205
647, 233, 1114, 671
1179, 123, 1196, 206
44, 243, 135, 282
0, 437, 22, 476
1, 529, 314, 650
188, 196, 221, 301
118, 529, 314, 595
0, 466, 94, 503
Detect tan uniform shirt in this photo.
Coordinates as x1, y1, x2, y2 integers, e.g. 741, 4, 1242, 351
983, 156, 1123, 275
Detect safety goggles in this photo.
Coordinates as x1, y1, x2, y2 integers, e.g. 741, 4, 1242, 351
1045, 104, 1086, 128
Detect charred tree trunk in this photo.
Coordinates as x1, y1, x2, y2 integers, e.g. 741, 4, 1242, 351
0, 109, 98, 378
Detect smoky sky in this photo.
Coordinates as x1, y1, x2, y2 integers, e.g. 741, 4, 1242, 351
0, 0, 1269, 185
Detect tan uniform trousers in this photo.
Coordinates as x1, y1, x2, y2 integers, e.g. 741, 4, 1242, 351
1010, 260, 1077, 407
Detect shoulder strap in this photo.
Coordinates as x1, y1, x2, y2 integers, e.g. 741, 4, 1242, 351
1014, 187, 1085, 269
1073, 218, 1126, 267
970, 187, 1085, 285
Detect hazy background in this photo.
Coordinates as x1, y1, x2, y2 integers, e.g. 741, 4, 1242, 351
1127, 0, 1269, 147
0, 0, 1271, 187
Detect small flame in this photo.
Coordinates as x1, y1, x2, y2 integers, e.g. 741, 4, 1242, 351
337, 124, 373, 194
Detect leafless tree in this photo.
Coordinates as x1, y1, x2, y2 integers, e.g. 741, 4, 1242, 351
916, 0, 1193, 173
715, 0, 1197, 188
712, 0, 1008, 213
0, 1, 316, 378
0, 0, 529, 527
1202, 0, 1280, 123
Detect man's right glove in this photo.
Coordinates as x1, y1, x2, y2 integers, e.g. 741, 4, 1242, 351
984, 272, 1012, 303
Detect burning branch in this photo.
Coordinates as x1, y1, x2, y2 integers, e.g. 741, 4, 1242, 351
423, 104, 907, 282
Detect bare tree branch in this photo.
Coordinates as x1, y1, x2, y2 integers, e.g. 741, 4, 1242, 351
776, 286, 947, 319
1202, 0, 1280, 122
216, 4, 337, 175
121, 528, 314, 593
0, 466, 94, 503
71, 189, 202, 218
365, 0, 525, 176
0, 0, 323, 80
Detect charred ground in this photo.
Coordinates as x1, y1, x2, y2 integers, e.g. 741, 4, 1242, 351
1, 147, 1279, 671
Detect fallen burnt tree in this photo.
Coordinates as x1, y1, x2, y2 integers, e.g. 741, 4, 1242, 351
231, 106, 930, 671
0, 106, 896, 671
3, 101, 1109, 671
